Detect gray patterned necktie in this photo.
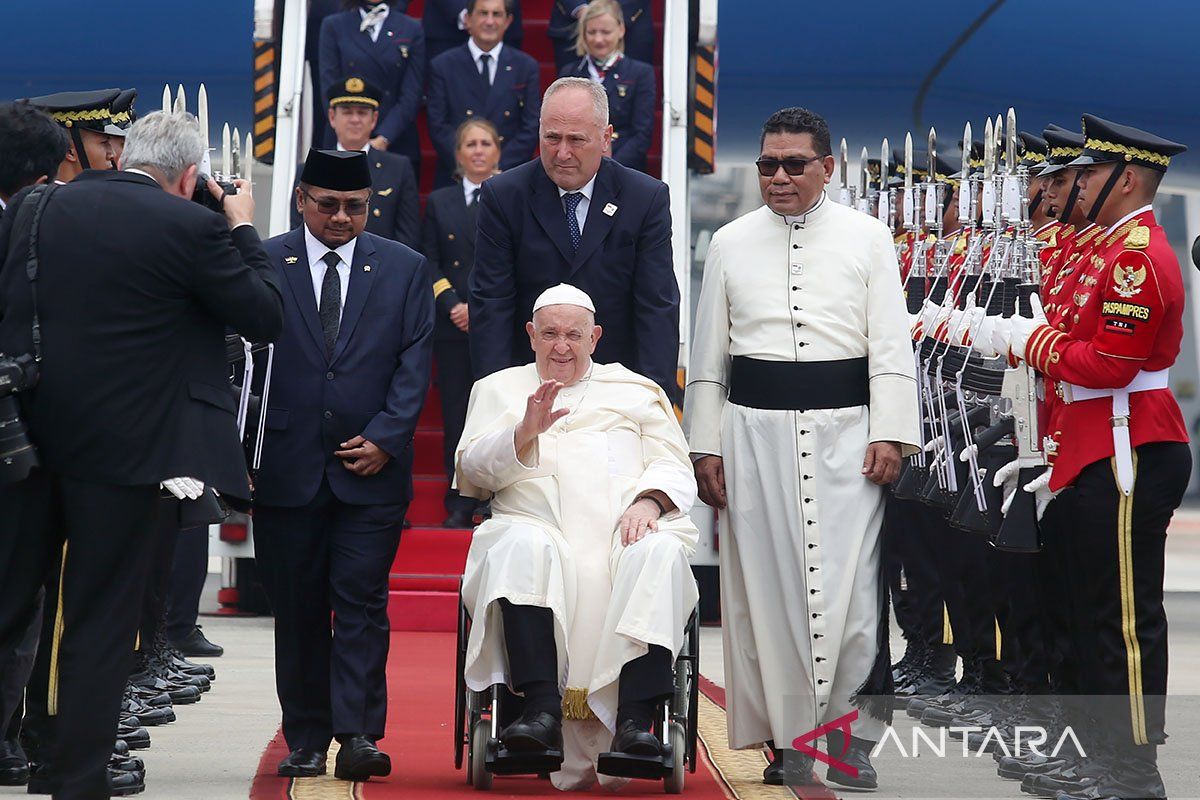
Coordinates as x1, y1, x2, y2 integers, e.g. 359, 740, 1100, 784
319, 251, 342, 358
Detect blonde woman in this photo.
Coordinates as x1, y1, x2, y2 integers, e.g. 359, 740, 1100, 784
557, 0, 656, 172
421, 118, 502, 527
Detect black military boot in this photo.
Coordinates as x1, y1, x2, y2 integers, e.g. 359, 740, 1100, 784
891, 638, 926, 686
1054, 743, 1165, 800
0, 737, 29, 786
823, 729, 878, 789
901, 644, 959, 713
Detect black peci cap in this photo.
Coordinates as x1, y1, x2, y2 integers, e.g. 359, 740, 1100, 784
299, 148, 372, 191
1068, 113, 1187, 173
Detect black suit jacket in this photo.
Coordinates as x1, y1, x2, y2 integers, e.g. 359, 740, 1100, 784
422, 0, 523, 62
469, 157, 678, 393
292, 147, 419, 249
422, 181, 479, 342
558, 56, 656, 171
0, 171, 284, 498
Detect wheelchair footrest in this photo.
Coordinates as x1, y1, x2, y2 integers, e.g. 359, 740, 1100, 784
596, 747, 675, 780
485, 739, 564, 775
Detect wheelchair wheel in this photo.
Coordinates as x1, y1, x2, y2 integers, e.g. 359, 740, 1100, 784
663, 721, 686, 794
471, 718, 493, 791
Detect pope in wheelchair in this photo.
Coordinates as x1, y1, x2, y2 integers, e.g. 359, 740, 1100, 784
455, 284, 700, 791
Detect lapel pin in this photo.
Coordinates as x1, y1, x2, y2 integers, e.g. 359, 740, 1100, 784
364, 265, 372, 272
387, 30, 393, 37
505, 64, 512, 71
617, 85, 627, 97
602, 203, 618, 217
285, 256, 299, 264
400, 44, 409, 57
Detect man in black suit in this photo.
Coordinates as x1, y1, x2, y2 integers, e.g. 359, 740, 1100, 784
421, 0, 523, 64
0, 109, 283, 799
291, 77, 420, 250
470, 76, 678, 394
256, 150, 433, 782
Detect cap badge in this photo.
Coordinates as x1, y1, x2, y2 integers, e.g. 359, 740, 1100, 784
346, 78, 365, 93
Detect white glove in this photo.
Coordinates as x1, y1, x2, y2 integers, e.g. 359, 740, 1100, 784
972, 316, 999, 357
955, 306, 986, 346
161, 477, 205, 500
990, 316, 1015, 359
959, 443, 978, 462
1008, 294, 1050, 362
992, 459, 1020, 515
1022, 468, 1058, 521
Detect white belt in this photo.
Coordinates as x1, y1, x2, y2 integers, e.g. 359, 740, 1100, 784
1060, 368, 1170, 495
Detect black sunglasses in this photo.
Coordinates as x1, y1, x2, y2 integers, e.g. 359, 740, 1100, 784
755, 155, 826, 177
302, 189, 369, 216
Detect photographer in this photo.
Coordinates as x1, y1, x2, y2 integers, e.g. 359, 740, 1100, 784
0, 110, 283, 800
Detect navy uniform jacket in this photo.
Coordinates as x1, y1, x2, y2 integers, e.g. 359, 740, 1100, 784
292, 148, 419, 250
256, 228, 434, 508
469, 157, 678, 393
422, 182, 479, 342
319, 10, 425, 167
549, 0, 654, 66
427, 43, 541, 175
422, 0, 523, 63
558, 56, 655, 171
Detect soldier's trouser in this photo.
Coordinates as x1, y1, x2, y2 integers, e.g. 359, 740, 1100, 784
991, 548, 1049, 691
1037, 488, 1081, 693
884, 496, 945, 648
930, 513, 997, 664
1065, 442, 1190, 747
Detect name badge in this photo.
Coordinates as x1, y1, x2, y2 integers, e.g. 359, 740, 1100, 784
602, 203, 618, 217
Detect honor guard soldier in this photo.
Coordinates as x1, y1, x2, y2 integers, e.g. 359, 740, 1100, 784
23, 89, 122, 178
427, 0, 541, 186
103, 89, 138, 163
994, 115, 1189, 800
292, 77, 420, 250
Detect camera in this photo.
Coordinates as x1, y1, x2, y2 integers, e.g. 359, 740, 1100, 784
192, 176, 237, 213
0, 352, 40, 484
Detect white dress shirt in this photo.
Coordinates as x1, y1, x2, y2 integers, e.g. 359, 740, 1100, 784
558, 174, 596, 235
586, 52, 622, 83
463, 177, 483, 206
336, 142, 371, 154
304, 225, 355, 317
467, 38, 503, 85
359, 5, 390, 42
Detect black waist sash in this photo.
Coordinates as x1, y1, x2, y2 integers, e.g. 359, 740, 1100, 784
728, 356, 870, 411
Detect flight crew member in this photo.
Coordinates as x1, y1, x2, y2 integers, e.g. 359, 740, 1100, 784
291, 77, 420, 251
422, 118, 503, 529
558, 0, 656, 172
421, 0, 524, 64
549, 0, 654, 72
319, 0, 425, 182
469, 77, 679, 397
0, 109, 283, 800
427, 0, 541, 186
255, 149, 433, 782
991, 115, 1189, 800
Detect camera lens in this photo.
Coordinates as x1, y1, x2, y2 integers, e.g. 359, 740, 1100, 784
0, 395, 39, 484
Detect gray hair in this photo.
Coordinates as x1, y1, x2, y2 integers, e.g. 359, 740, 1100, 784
542, 77, 609, 128
121, 111, 205, 182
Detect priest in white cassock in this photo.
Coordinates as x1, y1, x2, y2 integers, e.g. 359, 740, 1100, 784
456, 283, 700, 791
683, 107, 919, 790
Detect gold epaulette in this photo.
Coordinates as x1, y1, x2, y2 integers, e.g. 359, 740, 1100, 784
1123, 224, 1150, 250
1104, 218, 1141, 250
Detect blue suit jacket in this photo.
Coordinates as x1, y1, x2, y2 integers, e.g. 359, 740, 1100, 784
421, 0, 523, 62
558, 56, 655, 171
319, 10, 425, 158
427, 43, 541, 175
469, 157, 679, 394
256, 228, 434, 508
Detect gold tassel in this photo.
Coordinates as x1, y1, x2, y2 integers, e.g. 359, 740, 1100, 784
561, 687, 597, 721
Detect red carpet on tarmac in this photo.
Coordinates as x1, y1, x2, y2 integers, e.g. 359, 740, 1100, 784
250, 632, 843, 800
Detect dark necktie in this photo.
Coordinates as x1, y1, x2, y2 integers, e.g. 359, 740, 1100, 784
470, 187, 480, 207
319, 251, 342, 358
478, 53, 491, 85
562, 192, 583, 251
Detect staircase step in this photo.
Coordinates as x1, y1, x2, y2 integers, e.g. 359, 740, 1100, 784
409, 477, 453, 526
387, 589, 459, 631
392, 525, 473, 574
413, 428, 446, 477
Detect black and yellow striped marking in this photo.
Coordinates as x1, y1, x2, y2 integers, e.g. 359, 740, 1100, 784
253, 40, 278, 164
690, 45, 716, 175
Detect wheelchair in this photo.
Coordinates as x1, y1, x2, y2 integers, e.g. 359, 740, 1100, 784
453, 581, 700, 793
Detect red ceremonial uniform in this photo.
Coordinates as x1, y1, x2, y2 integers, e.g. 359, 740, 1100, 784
1034, 220, 1065, 290
1024, 208, 1188, 490
895, 230, 915, 281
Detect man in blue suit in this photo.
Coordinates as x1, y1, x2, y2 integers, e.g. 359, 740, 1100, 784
255, 149, 433, 782
548, 0, 654, 71
427, 0, 540, 186
421, 0, 523, 65
469, 76, 678, 394
319, 0, 425, 181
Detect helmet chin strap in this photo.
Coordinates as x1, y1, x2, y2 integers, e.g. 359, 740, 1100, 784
1029, 187, 1044, 218
1058, 175, 1082, 224
68, 127, 91, 171
1085, 162, 1127, 224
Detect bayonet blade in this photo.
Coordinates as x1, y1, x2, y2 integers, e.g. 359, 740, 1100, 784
839, 138, 848, 190
232, 126, 242, 178
221, 123, 232, 178
927, 127, 937, 180
994, 114, 1004, 170
904, 133, 913, 191
880, 137, 890, 187
244, 133, 253, 183
173, 84, 186, 114
859, 146, 869, 196
961, 121, 972, 179
198, 85, 209, 151
983, 118, 994, 181
161, 85, 172, 114
1006, 106, 1018, 169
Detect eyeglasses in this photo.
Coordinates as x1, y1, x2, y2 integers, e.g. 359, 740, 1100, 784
755, 155, 826, 177
302, 190, 369, 216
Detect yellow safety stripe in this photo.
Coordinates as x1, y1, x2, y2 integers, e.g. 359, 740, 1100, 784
1112, 452, 1148, 745
48, 542, 68, 716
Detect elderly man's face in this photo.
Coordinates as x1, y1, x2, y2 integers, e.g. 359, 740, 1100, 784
296, 185, 372, 248
526, 304, 602, 386
758, 131, 834, 216
540, 87, 612, 191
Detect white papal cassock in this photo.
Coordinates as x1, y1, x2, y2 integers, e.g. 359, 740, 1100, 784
683, 194, 919, 750
456, 362, 699, 790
